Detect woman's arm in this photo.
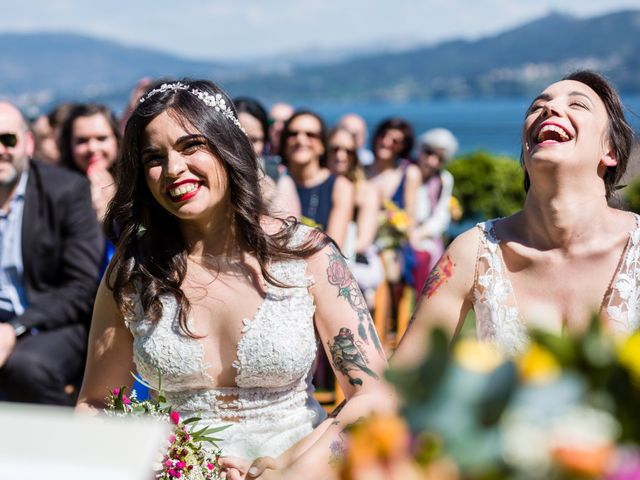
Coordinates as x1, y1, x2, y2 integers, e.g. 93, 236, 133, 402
326, 175, 355, 249
393, 226, 479, 368
403, 163, 423, 230
411, 171, 453, 245
272, 241, 394, 479
354, 181, 380, 254
76, 276, 137, 412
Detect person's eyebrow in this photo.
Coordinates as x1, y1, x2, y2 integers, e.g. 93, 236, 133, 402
567, 91, 595, 106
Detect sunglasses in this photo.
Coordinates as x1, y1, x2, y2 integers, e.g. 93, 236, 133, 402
329, 145, 356, 156
0, 133, 17, 148
422, 146, 444, 159
288, 129, 322, 140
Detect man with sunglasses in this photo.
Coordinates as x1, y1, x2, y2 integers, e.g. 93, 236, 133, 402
0, 102, 103, 405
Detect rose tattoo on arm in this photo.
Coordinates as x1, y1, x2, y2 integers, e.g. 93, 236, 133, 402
326, 249, 383, 355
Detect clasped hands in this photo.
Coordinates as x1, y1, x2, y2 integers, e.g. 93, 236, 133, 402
220, 455, 282, 480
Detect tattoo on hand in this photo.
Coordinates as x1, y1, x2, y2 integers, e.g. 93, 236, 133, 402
421, 253, 454, 300
326, 250, 383, 354
328, 327, 379, 386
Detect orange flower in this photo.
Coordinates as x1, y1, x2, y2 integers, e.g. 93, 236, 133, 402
551, 444, 615, 477
340, 414, 418, 480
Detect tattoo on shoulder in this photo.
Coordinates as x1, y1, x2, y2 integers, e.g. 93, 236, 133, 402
326, 249, 383, 355
421, 253, 454, 300
328, 327, 379, 387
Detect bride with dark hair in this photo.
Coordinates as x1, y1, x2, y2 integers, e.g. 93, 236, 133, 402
76, 80, 392, 479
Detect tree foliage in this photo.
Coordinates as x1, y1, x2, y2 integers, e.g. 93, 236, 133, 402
447, 151, 526, 221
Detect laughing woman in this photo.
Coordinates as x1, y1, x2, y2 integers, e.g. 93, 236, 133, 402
76, 80, 392, 480
395, 70, 637, 363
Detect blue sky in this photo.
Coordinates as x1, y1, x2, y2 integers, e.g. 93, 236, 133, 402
2, 1, 638, 60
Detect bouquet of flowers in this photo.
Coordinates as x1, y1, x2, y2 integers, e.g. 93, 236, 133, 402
105, 375, 228, 480
338, 316, 640, 479
377, 200, 410, 251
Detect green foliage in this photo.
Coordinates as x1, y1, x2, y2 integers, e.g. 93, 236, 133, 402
622, 175, 640, 214
447, 151, 526, 221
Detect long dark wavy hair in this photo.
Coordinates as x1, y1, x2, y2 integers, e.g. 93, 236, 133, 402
104, 79, 326, 335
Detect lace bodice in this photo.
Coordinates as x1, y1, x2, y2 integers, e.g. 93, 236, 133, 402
473, 216, 640, 355
125, 225, 326, 459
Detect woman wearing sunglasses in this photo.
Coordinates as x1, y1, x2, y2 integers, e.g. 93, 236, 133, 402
327, 126, 383, 307
280, 111, 354, 249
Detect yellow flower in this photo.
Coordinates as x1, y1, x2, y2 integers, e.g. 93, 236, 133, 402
516, 344, 560, 384
453, 338, 504, 373
616, 331, 640, 385
390, 211, 410, 232
449, 196, 463, 221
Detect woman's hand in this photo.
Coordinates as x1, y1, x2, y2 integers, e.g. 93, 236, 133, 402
220, 456, 280, 479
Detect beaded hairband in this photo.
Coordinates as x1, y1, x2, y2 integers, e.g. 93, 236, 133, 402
139, 82, 246, 134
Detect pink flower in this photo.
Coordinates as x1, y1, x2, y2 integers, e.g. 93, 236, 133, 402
206, 463, 214, 470
112, 388, 120, 396
122, 395, 131, 405
176, 461, 186, 470
165, 460, 173, 467
184, 434, 190, 441
168, 434, 176, 444
170, 411, 180, 425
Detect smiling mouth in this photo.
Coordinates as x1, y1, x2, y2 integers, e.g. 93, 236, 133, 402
535, 123, 572, 144
167, 181, 201, 200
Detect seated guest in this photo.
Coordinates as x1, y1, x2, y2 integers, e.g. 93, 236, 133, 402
0, 101, 103, 405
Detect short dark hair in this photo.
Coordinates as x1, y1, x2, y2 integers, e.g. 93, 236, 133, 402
234, 96, 269, 154
523, 70, 633, 199
59, 103, 121, 173
280, 110, 328, 167
371, 117, 414, 160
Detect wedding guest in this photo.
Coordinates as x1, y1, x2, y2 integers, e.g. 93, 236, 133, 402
410, 128, 458, 292
280, 110, 354, 249
268, 102, 294, 157
234, 97, 277, 205
76, 80, 392, 479
0, 101, 103, 405
395, 70, 637, 365
327, 126, 383, 307
59, 103, 120, 224
338, 113, 375, 167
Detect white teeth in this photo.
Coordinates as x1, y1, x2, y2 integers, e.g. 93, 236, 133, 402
537, 124, 570, 143
169, 182, 198, 197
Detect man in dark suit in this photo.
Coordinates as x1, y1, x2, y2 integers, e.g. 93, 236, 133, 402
0, 101, 103, 405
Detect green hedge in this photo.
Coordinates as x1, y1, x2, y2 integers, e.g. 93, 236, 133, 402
623, 176, 640, 213
447, 151, 526, 221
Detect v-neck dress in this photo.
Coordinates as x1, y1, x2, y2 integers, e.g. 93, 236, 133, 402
473, 216, 640, 355
125, 225, 326, 460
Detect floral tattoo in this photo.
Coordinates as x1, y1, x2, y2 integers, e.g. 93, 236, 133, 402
421, 253, 454, 299
328, 327, 379, 387
326, 250, 383, 354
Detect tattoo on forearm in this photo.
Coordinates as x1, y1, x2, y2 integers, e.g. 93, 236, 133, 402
326, 250, 383, 354
421, 253, 454, 300
328, 435, 346, 468
328, 327, 379, 386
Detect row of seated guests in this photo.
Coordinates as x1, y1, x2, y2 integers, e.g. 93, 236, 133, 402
0, 99, 121, 405
0, 86, 457, 405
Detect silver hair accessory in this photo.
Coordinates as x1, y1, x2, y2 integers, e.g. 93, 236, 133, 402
139, 82, 246, 134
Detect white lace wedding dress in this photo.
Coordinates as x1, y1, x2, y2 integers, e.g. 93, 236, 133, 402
125, 227, 326, 460
473, 216, 640, 355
